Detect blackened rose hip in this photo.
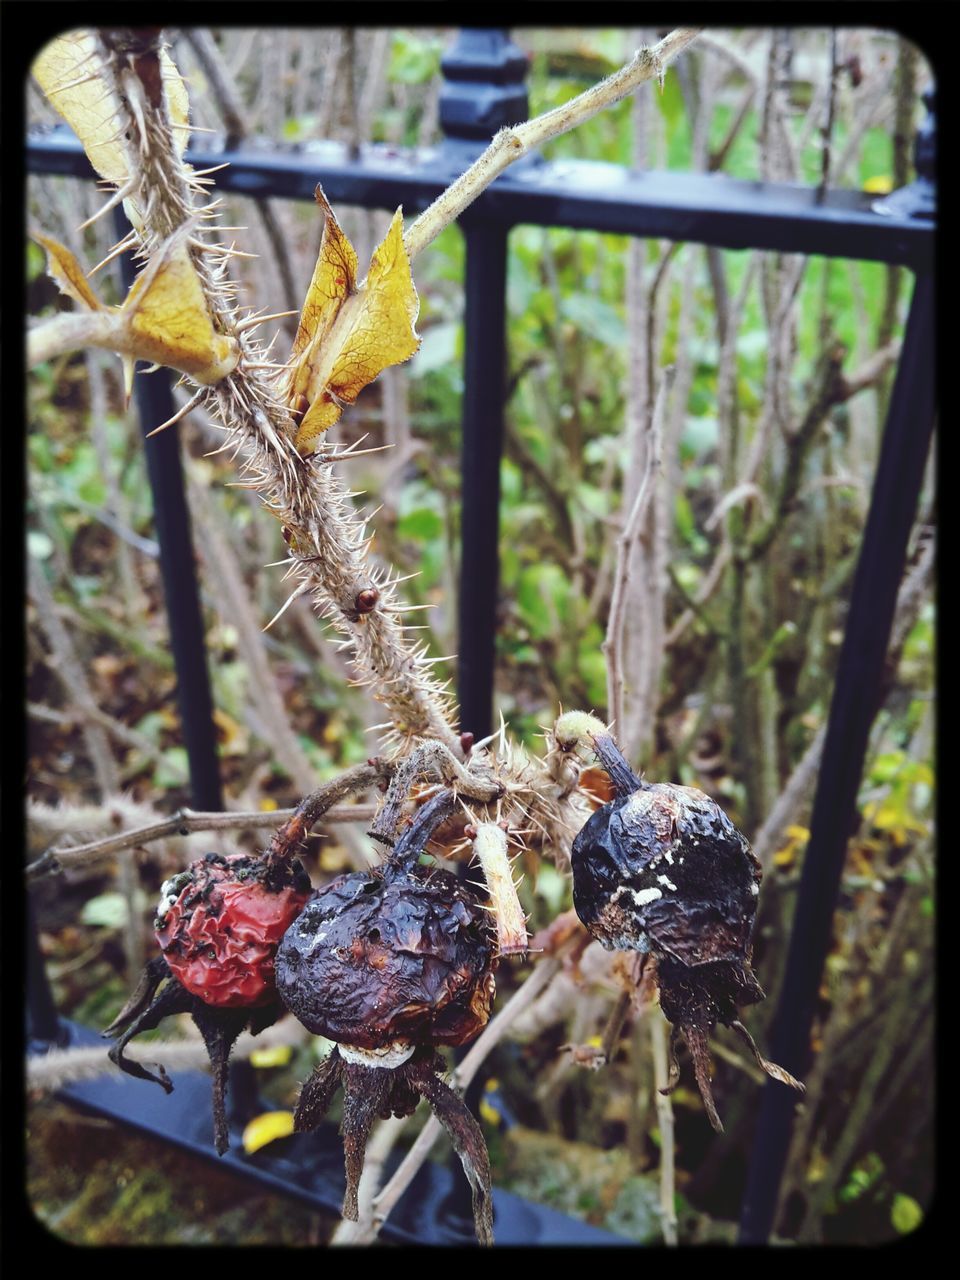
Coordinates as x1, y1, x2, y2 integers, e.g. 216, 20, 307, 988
276, 789, 498, 1244
571, 731, 803, 1132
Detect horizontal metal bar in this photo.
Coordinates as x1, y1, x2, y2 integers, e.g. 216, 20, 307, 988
27, 127, 932, 268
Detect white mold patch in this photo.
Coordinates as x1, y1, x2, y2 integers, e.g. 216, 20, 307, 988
656, 874, 678, 892
155, 872, 190, 923
338, 1041, 415, 1069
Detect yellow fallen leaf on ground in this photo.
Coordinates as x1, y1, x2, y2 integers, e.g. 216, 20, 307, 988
284, 186, 420, 454
249, 1044, 293, 1068
241, 1109, 296, 1154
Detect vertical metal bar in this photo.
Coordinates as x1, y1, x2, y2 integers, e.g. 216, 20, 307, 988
27, 897, 64, 1044
456, 219, 510, 741
739, 271, 936, 1242
115, 214, 223, 812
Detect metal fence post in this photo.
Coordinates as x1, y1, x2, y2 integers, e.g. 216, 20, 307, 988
738, 272, 936, 1243
440, 29, 528, 744
115, 212, 223, 813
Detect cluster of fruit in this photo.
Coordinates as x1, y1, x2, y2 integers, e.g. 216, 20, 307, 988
105, 727, 800, 1244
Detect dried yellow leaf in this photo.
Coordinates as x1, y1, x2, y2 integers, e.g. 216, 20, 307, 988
241, 1109, 295, 1155
29, 227, 238, 388
285, 187, 420, 455
31, 229, 102, 311
32, 30, 190, 189
122, 230, 238, 384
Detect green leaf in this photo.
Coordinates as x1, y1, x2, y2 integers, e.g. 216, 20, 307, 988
535, 864, 568, 916
414, 322, 460, 375
680, 416, 719, 459
397, 507, 443, 541
560, 292, 625, 348
155, 746, 189, 788
390, 33, 443, 85
891, 1193, 923, 1235
81, 892, 130, 929
579, 647, 608, 710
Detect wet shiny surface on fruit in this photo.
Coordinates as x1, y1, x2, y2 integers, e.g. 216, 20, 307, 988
275, 864, 496, 1049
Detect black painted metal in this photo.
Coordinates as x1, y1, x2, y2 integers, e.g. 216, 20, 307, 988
40, 1019, 626, 1244
28, 128, 932, 271
457, 218, 510, 742
114, 214, 223, 813
26, 898, 65, 1045
738, 273, 936, 1244
439, 28, 529, 144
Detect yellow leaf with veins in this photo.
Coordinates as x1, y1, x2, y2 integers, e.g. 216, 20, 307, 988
285, 186, 420, 455
31, 230, 102, 311
32, 31, 190, 185
30, 227, 238, 387
121, 229, 238, 384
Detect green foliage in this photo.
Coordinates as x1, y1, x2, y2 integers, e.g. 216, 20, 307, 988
890, 1193, 924, 1235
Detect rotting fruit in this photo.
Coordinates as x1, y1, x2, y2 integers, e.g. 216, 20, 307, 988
103, 851, 311, 1154
570, 730, 803, 1132
276, 789, 498, 1245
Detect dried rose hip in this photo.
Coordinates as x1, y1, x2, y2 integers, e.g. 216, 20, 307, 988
571, 732, 803, 1132
104, 852, 310, 1154
157, 852, 309, 1007
277, 790, 498, 1244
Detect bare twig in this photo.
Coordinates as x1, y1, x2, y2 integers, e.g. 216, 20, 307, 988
367, 739, 501, 845
650, 1008, 679, 1245
403, 29, 703, 262
604, 368, 674, 738
27, 762, 393, 883
27, 1014, 310, 1092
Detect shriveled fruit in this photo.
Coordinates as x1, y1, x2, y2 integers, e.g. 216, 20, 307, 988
277, 790, 498, 1244
157, 852, 310, 1007
571, 732, 803, 1132
104, 851, 310, 1154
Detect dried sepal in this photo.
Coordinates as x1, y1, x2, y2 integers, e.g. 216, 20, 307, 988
29, 226, 239, 387
283, 186, 421, 455
466, 821, 528, 956
417, 1070, 494, 1247
294, 1046, 493, 1244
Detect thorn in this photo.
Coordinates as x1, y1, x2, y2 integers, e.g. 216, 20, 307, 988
263, 580, 313, 631
236, 309, 298, 333
190, 162, 232, 177
87, 231, 138, 277
76, 177, 138, 230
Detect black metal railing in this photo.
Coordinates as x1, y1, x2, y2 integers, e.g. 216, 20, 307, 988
26, 29, 936, 1245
